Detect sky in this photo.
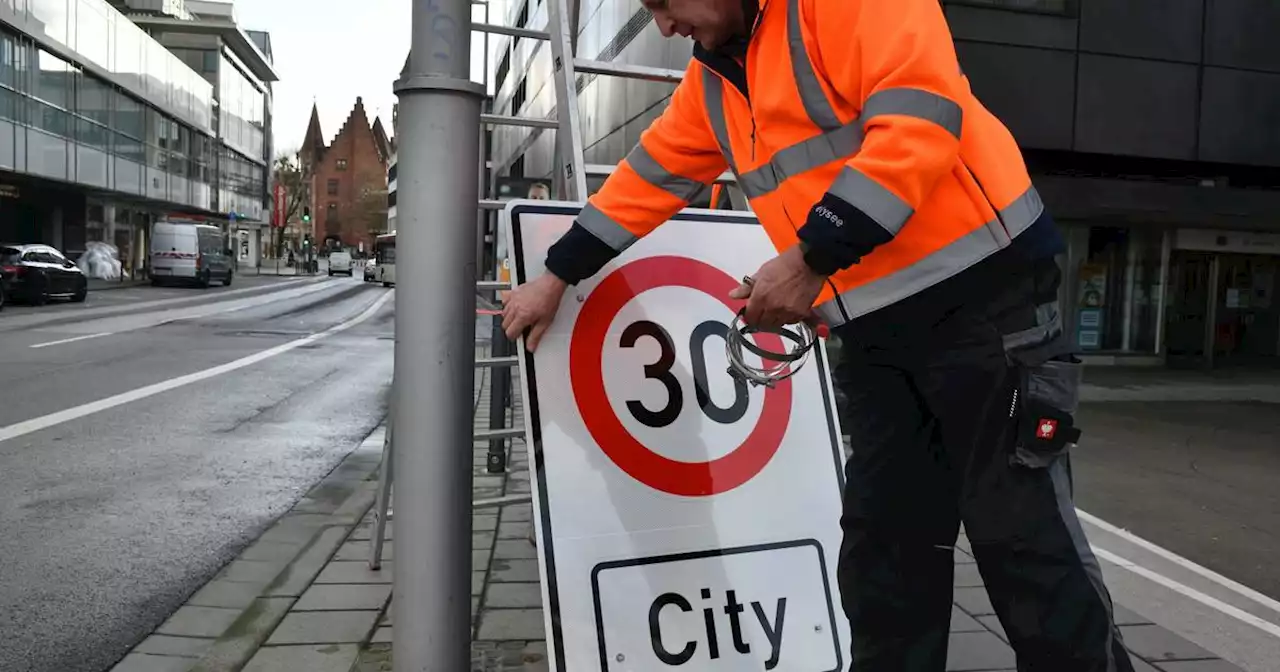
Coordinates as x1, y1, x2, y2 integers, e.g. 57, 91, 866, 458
231, 0, 492, 158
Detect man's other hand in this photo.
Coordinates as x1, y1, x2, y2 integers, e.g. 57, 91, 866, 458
501, 272, 569, 352
729, 246, 827, 331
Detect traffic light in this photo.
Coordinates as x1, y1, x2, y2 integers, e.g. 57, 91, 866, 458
302, 206, 311, 223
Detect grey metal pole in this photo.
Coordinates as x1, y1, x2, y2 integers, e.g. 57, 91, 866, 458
392, 0, 484, 664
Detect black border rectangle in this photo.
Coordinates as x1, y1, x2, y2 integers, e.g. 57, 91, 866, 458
589, 538, 843, 671
506, 202, 848, 671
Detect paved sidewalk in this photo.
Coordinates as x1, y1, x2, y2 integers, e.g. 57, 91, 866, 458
110, 344, 1253, 672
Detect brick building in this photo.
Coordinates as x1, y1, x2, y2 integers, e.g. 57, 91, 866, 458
299, 97, 393, 249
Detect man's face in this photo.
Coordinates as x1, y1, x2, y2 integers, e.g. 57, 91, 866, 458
642, 0, 745, 51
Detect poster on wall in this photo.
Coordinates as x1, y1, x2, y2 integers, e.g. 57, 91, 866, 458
1076, 263, 1109, 351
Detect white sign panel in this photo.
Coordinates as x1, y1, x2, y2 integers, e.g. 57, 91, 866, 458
504, 201, 849, 672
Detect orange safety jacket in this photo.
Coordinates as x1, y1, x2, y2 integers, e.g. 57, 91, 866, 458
544, 0, 1063, 327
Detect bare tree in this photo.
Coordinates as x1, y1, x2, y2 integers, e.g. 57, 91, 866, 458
271, 149, 310, 256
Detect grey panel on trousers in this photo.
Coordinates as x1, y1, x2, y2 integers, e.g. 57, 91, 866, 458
955, 42, 1076, 150
1079, 0, 1203, 63
1074, 54, 1198, 160
1205, 0, 1280, 72
944, 5, 1078, 50
1199, 67, 1280, 167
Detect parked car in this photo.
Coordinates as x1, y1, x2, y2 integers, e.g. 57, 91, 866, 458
363, 258, 377, 282
0, 269, 7, 312
0, 243, 88, 305
328, 250, 354, 277
150, 221, 233, 288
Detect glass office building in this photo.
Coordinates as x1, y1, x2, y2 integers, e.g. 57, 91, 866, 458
484, 0, 1280, 368
0, 0, 275, 275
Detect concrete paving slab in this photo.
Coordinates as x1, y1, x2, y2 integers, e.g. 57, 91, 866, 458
294, 584, 392, 612
156, 606, 242, 638
315, 561, 393, 585
477, 610, 546, 641
133, 634, 214, 658
186, 579, 267, 610
241, 644, 360, 672
110, 653, 193, 672
266, 611, 379, 645
945, 631, 1016, 671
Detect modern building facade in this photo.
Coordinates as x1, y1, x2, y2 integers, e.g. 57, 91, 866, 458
485, 0, 1280, 368
125, 0, 278, 267
0, 0, 219, 277
0, 0, 275, 277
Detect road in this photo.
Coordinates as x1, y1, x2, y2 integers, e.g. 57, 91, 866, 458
1074, 399, 1280, 602
0, 276, 394, 672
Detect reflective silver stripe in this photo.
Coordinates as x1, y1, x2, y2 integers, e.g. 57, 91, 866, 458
827, 167, 913, 236
862, 87, 963, 139
999, 185, 1044, 237
700, 69, 738, 175
786, 0, 842, 132
737, 121, 862, 199
1049, 460, 1121, 672
814, 221, 1006, 326
578, 202, 638, 252
625, 143, 706, 202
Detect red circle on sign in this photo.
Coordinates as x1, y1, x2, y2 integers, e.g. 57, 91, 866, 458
569, 256, 793, 497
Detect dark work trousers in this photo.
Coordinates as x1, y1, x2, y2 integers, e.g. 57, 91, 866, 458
831, 258, 1134, 672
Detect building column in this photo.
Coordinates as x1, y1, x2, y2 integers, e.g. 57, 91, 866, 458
45, 206, 63, 249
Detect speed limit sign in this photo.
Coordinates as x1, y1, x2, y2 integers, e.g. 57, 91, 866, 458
502, 201, 849, 672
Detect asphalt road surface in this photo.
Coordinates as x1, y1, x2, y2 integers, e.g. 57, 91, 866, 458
1073, 399, 1280, 602
0, 276, 394, 672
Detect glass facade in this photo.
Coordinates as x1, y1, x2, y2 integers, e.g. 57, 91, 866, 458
4, 0, 214, 133
218, 53, 264, 161
1063, 225, 1168, 355
0, 25, 214, 209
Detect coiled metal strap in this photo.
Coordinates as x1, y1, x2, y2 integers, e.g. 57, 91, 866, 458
724, 307, 821, 388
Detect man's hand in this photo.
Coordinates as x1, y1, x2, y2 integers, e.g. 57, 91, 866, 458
501, 272, 569, 352
728, 245, 828, 330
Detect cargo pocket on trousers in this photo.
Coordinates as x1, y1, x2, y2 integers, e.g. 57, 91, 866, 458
1009, 356, 1084, 470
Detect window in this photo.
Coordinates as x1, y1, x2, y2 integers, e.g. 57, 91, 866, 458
946, 0, 1076, 15
327, 178, 339, 195
335, 159, 348, 171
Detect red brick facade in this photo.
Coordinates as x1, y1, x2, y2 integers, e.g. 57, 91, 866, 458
299, 97, 392, 249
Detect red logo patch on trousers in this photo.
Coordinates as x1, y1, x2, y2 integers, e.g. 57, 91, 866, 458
1036, 419, 1058, 440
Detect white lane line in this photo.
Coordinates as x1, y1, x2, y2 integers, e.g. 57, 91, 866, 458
24, 280, 347, 348
0, 290, 393, 445
1092, 545, 1280, 640
1079, 508, 1280, 617
29, 332, 114, 349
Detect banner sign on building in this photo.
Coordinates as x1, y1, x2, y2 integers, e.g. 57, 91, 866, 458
503, 201, 850, 671
272, 183, 287, 228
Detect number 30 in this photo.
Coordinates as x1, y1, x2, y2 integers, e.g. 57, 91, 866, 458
619, 320, 749, 429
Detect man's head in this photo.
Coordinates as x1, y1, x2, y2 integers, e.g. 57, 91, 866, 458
641, 0, 749, 51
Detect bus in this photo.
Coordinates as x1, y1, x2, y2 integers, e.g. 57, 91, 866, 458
374, 232, 395, 286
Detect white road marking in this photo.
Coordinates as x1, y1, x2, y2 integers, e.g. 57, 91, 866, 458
0, 290, 393, 445
1091, 545, 1280, 640
29, 333, 114, 349
25, 280, 348, 348
1079, 508, 1280, 617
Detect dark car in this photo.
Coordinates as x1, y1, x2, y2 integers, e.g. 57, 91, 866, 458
0, 243, 88, 305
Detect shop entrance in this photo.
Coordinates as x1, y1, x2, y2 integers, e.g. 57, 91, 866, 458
1166, 250, 1280, 368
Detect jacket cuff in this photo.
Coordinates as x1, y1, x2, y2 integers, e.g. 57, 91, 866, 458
543, 221, 621, 286
797, 192, 896, 272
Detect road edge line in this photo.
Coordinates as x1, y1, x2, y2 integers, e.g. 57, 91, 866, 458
1079, 508, 1280, 617
0, 290, 393, 445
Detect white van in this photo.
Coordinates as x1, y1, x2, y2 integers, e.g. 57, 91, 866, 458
328, 250, 354, 276
150, 221, 233, 288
